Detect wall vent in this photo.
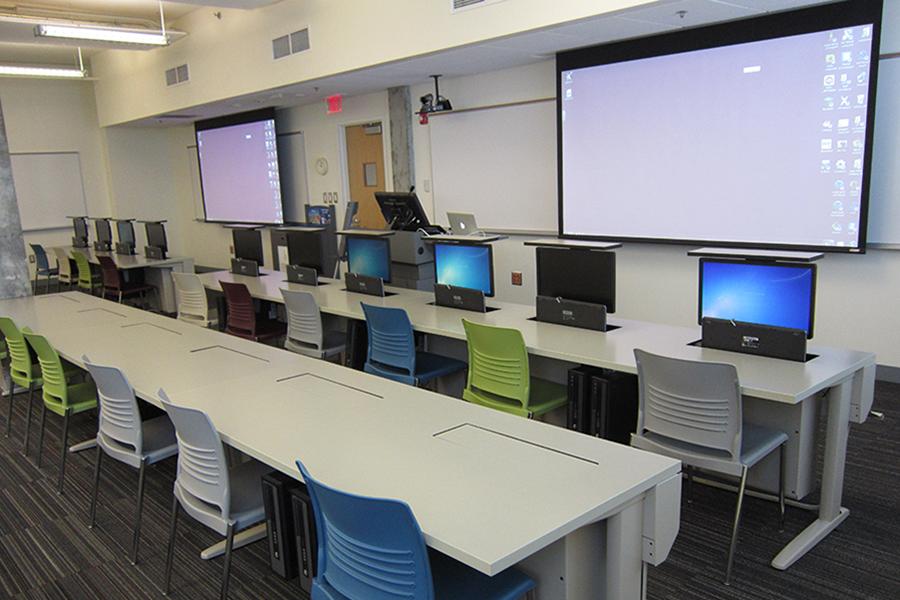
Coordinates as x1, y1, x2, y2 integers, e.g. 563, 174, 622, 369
273, 27, 310, 60
165, 64, 189, 86
451, 0, 504, 13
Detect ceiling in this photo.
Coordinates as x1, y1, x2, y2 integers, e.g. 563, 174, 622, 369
139, 0, 832, 126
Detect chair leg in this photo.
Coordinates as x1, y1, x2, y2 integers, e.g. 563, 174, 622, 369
725, 466, 749, 585
57, 409, 70, 495
88, 445, 103, 528
33, 271, 38, 295
22, 383, 35, 454
131, 458, 148, 565
778, 445, 786, 532
36, 403, 47, 468
164, 496, 180, 596
220, 522, 235, 600
686, 466, 694, 503
5, 381, 13, 438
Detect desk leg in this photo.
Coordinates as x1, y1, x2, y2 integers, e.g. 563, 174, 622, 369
771, 378, 851, 570
200, 523, 267, 560
606, 500, 645, 600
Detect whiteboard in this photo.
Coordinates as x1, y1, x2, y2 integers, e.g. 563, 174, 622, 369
10, 152, 87, 231
866, 58, 900, 244
429, 100, 557, 232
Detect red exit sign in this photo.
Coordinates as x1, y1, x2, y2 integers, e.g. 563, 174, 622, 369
326, 94, 343, 114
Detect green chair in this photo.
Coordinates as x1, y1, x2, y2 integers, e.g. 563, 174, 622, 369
72, 250, 101, 294
22, 329, 98, 494
461, 319, 568, 418
0, 316, 43, 446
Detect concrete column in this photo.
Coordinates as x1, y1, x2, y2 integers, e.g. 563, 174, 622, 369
388, 86, 415, 192
0, 98, 30, 300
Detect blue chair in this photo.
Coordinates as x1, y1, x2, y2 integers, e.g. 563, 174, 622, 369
296, 459, 535, 600
361, 303, 465, 387
29, 244, 58, 295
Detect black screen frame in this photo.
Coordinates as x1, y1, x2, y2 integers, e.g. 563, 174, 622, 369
697, 257, 818, 338
286, 229, 325, 273
374, 192, 431, 231
535, 247, 616, 313
345, 236, 392, 284
232, 228, 264, 267
556, 0, 883, 254
115, 220, 135, 245
95, 219, 112, 243
194, 108, 284, 226
73, 217, 88, 241
432, 241, 496, 298
145, 222, 168, 252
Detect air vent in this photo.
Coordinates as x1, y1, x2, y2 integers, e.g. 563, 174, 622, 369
272, 27, 310, 60
165, 64, 189, 86
451, 0, 504, 12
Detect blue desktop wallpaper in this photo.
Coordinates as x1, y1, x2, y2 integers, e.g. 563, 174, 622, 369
434, 244, 493, 296
701, 261, 814, 333
347, 237, 391, 281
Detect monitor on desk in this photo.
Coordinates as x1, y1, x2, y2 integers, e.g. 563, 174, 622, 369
72, 217, 89, 246
287, 229, 325, 274
375, 192, 431, 231
536, 247, 616, 312
305, 205, 334, 226
145, 222, 168, 252
699, 258, 816, 338
116, 220, 135, 246
346, 236, 391, 282
95, 219, 112, 245
433, 242, 494, 297
233, 228, 264, 267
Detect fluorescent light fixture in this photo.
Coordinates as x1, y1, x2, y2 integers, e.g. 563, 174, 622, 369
0, 64, 85, 78
35, 24, 168, 46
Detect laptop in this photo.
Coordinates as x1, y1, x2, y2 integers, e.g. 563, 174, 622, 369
447, 212, 480, 236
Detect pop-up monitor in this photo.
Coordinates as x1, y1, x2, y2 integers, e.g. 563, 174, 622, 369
233, 228, 264, 266
145, 222, 168, 252
287, 229, 325, 273
433, 242, 494, 297
699, 259, 816, 338
116, 221, 135, 246
95, 219, 112, 244
536, 247, 616, 312
72, 217, 89, 247
346, 236, 391, 282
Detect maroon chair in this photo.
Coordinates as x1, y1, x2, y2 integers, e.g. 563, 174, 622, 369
97, 255, 155, 307
221, 281, 286, 343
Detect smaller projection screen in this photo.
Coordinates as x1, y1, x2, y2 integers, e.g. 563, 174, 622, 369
557, 0, 883, 252
195, 109, 284, 225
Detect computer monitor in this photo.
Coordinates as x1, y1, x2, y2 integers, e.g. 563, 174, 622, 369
95, 219, 112, 244
233, 228, 264, 266
536, 247, 616, 313
374, 192, 431, 231
433, 242, 494, 297
116, 220, 135, 246
346, 236, 391, 282
145, 222, 168, 252
698, 258, 816, 338
305, 205, 334, 226
287, 229, 325, 273
72, 217, 88, 243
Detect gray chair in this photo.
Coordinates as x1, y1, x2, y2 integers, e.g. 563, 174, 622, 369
159, 389, 271, 600
630, 349, 788, 585
83, 356, 178, 565
280, 288, 345, 360
52, 247, 75, 291
172, 272, 217, 328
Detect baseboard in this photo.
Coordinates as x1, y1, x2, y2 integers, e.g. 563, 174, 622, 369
876, 364, 900, 384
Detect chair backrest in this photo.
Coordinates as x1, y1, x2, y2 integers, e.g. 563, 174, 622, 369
52, 247, 73, 279
462, 319, 530, 408
29, 244, 50, 272
221, 281, 256, 337
296, 459, 434, 600
159, 389, 231, 519
82, 355, 143, 454
71, 251, 93, 287
281, 289, 324, 350
633, 349, 743, 459
361, 304, 415, 377
0, 316, 34, 383
21, 330, 69, 406
172, 272, 210, 324
97, 255, 122, 290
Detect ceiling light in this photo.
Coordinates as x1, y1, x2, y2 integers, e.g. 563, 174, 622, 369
35, 24, 168, 46
0, 64, 85, 78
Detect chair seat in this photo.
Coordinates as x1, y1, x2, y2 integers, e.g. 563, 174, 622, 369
465, 376, 567, 418
98, 415, 178, 467
741, 423, 789, 468
414, 351, 467, 384
285, 330, 345, 359
431, 549, 535, 600
44, 382, 98, 416
37, 268, 59, 276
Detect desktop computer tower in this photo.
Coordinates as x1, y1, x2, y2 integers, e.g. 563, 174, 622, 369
588, 371, 639, 444
567, 366, 601, 434
262, 472, 299, 579
289, 485, 318, 596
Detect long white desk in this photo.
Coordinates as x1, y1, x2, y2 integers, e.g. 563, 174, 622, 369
63, 246, 194, 313
0, 292, 682, 600
199, 269, 877, 571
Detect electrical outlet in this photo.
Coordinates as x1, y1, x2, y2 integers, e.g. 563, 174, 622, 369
511, 271, 523, 286
28, 254, 35, 263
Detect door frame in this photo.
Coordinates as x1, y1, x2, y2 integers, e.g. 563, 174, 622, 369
337, 115, 393, 228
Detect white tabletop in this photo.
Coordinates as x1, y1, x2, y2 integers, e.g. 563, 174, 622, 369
61, 246, 190, 269
200, 270, 875, 404
524, 238, 622, 250
0, 292, 680, 576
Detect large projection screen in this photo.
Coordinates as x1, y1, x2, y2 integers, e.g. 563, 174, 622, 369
557, 0, 883, 252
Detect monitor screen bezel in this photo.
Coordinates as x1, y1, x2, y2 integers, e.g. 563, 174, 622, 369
697, 257, 818, 339
116, 220, 135, 246
286, 229, 325, 273
433, 241, 496, 298
346, 235, 392, 283
535, 246, 616, 313
232, 228, 265, 267
556, 0, 883, 254
95, 219, 112, 243
145, 222, 168, 252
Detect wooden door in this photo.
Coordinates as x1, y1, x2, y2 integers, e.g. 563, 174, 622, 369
344, 123, 387, 229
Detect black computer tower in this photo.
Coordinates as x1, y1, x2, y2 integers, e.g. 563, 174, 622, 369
345, 319, 368, 370
262, 472, 299, 579
567, 366, 604, 433
289, 485, 318, 596
588, 371, 639, 444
